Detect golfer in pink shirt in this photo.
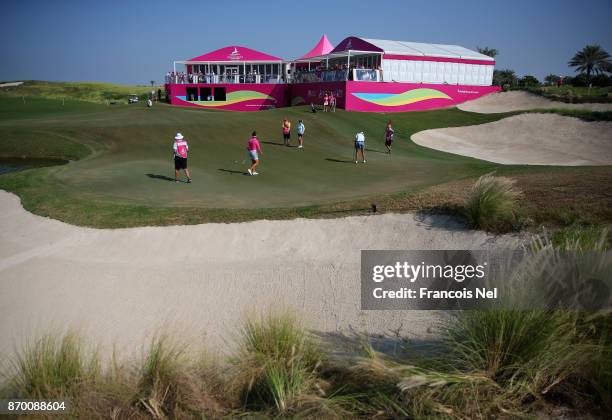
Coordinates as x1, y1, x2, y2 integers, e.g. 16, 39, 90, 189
247, 131, 263, 176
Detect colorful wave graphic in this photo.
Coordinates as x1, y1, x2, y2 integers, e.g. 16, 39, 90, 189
177, 90, 276, 107
351, 88, 452, 107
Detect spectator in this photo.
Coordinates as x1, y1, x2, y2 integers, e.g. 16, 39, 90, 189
354, 131, 366, 164
384, 120, 394, 153
297, 120, 305, 149
282, 118, 291, 146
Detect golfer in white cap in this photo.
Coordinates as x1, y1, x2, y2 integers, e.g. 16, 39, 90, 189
173, 133, 191, 183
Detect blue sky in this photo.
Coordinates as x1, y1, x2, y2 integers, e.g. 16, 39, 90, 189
1, 0, 610, 85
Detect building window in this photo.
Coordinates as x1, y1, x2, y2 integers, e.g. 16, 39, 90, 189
186, 87, 198, 101
200, 87, 212, 101
214, 87, 226, 101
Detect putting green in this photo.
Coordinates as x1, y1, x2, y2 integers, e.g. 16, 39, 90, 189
0, 93, 509, 225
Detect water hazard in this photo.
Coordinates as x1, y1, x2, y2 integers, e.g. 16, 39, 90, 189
0, 158, 68, 175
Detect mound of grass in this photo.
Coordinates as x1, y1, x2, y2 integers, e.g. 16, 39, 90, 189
231, 311, 324, 413
133, 334, 220, 418
1, 331, 99, 399
465, 173, 521, 232
443, 309, 587, 389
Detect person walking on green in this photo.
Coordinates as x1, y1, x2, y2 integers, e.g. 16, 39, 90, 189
173, 133, 191, 183
247, 131, 263, 176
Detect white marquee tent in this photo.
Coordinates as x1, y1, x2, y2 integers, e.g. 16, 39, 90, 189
328, 37, 496, 86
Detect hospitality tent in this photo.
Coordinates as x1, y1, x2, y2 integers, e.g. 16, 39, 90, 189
290, 34, 335, 73
298, 34, 334, 60
174, 46, 285, 83
326, 37, 495, 86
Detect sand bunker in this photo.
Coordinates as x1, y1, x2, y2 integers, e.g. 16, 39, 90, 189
458, 91, 612, 113
412, 113, 612, 166
0, 190, 520, 356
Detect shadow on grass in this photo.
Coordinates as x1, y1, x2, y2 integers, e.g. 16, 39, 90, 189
325, 158, 355, 164
218, 168, 248, 175
146, 173, 175, 182
261, 140, 295, 148
262, 141, 297, 147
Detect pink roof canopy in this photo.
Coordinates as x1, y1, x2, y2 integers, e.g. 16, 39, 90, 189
299, 34, 334, 60
187, 45, 283, 63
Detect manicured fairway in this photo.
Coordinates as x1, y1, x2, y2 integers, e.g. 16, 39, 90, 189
0, 87, 514, 226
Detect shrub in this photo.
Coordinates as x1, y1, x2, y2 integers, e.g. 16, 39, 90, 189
230, 311, 323, 413
135, 333, 193, 417
519, 75, 540, 88
442, 236, 612, 410
1, 331, 99, 399
465, 173, 521, 232
493, 69, 517, 87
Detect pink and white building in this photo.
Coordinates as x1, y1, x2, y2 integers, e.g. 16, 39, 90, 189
165, 35, 500, 112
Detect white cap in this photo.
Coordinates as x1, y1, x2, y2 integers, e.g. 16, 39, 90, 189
175, 133, 184, 140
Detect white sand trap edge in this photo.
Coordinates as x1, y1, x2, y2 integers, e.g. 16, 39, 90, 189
412, 113, 612, 166
0, 190, 522, 356
458, 91, 612, 114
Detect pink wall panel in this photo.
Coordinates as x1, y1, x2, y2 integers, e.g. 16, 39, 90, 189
344, 81, 501, 112
288, 82, 347, 108
165, 81, 500, 112
166, 83, 289, 111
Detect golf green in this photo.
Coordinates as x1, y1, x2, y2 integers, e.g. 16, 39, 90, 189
0, 94, 509, 226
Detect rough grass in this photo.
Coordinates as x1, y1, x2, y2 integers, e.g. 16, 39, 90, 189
552, 224, 611, 250
529, 108, 612, 121
1, 297, 610, 418
0, 80, 156, 104
465, 173, 521, 232
0, 331, 99, 399
525, 85, 612, 104
230, 311, 326, 414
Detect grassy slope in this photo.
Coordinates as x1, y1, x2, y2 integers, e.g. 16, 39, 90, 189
0, 82, 610, 227
0, 80, 156, 104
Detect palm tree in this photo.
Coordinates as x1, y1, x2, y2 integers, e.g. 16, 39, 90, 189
544, 74, 560, 85
568, 45, 611, 83
150, 80, 156, 87
477, 47, 499, 58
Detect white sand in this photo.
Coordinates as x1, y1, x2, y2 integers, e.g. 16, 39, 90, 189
412, 113, 612, 166
458, 91, 612, 113
0, 190, 521, 357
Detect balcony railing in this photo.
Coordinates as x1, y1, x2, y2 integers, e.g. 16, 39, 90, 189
165, 73, 282, 84
290, 69, 381, 83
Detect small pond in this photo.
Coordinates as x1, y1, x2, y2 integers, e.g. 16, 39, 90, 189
0, 158, 68, 175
